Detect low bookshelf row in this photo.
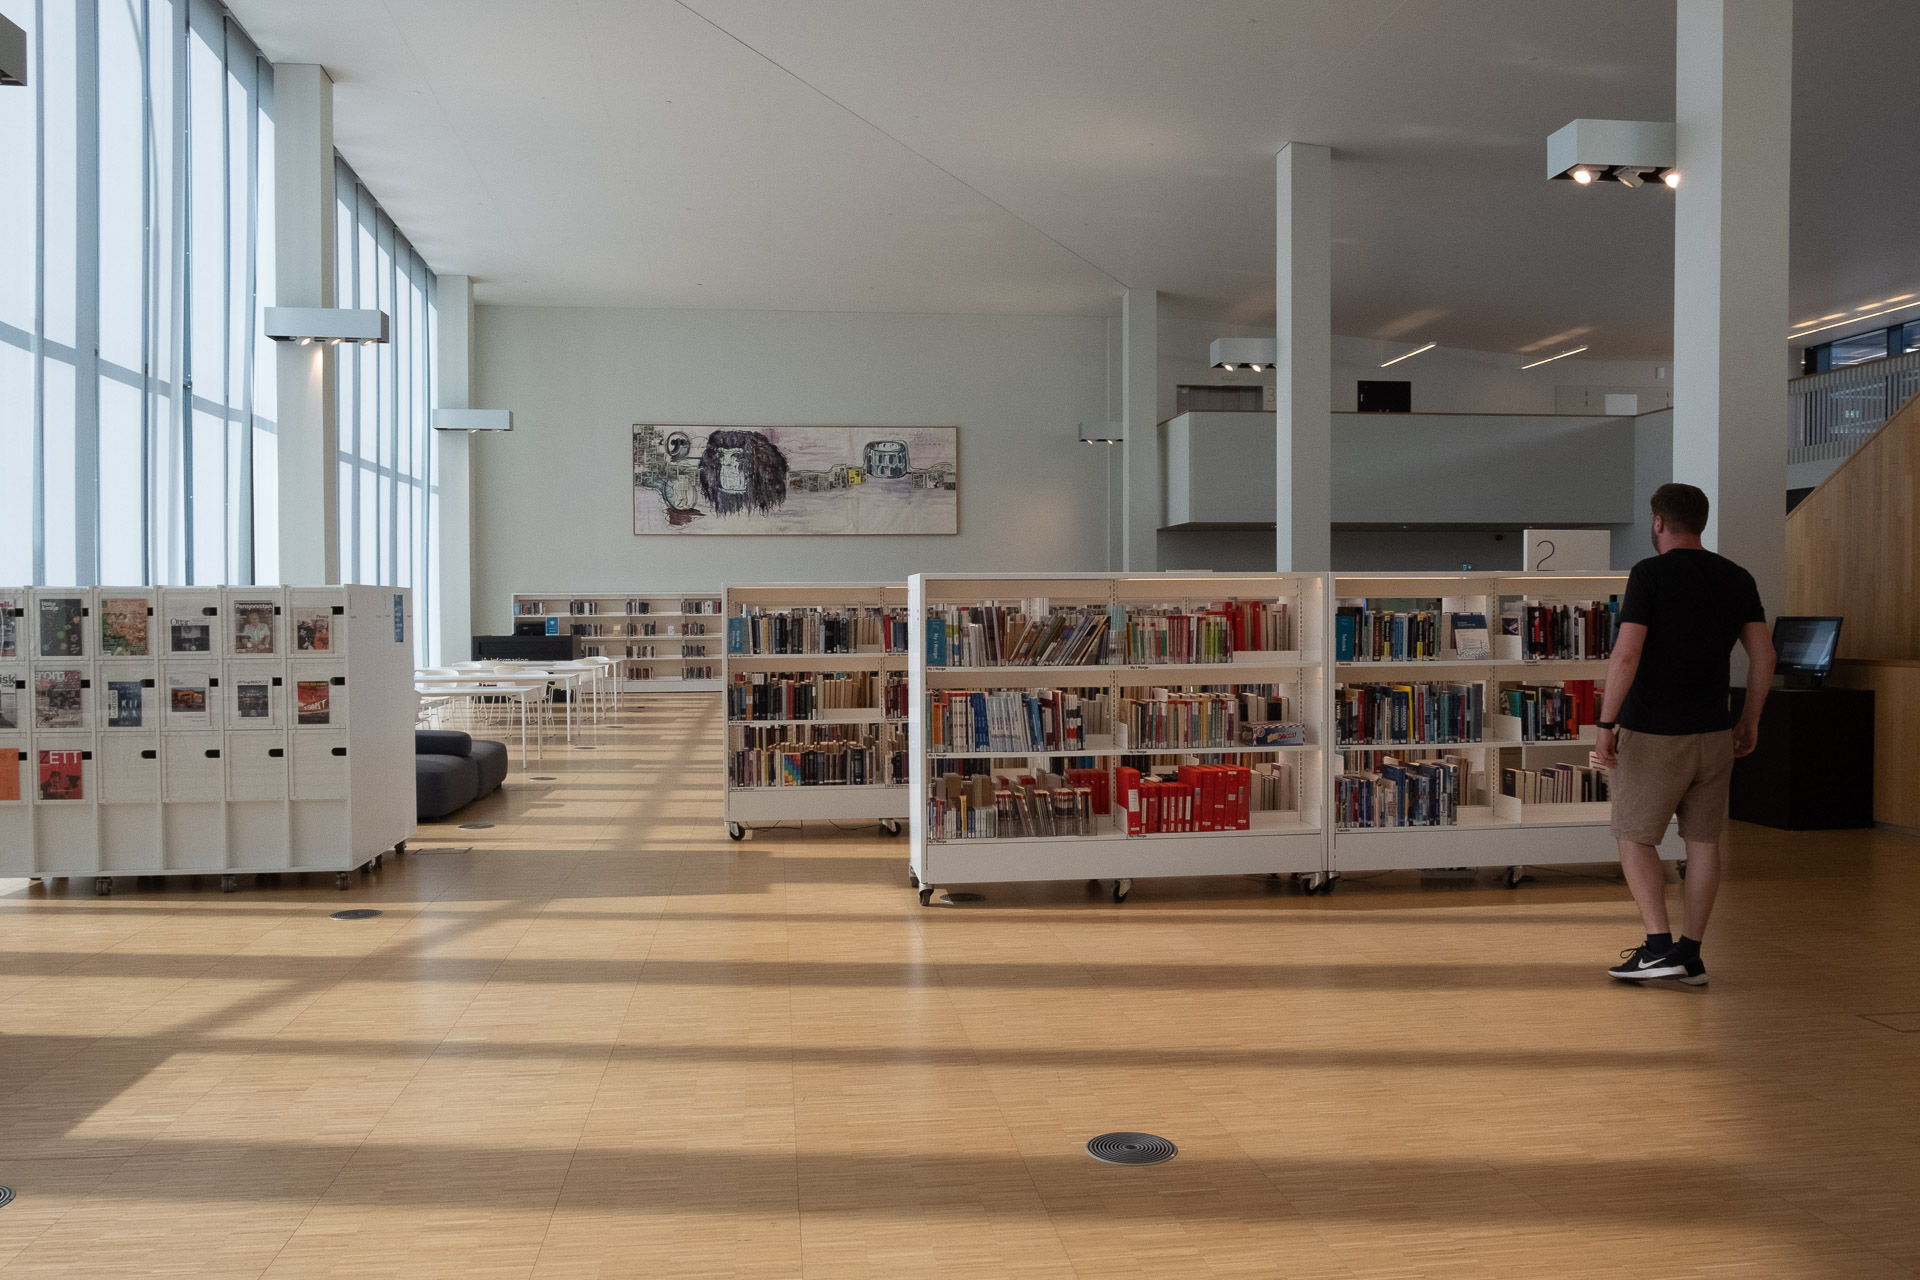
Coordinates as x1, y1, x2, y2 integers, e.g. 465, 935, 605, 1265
906, 570, 1679, 905
720, 583, 911, 836
510, 592, 723, 691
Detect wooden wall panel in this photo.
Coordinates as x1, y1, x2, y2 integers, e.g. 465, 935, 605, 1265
1785, 390, 1920, 660
1828, 659, 1920, 829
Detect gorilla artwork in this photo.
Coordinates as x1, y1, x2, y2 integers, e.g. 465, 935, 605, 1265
697, 429, 791, 517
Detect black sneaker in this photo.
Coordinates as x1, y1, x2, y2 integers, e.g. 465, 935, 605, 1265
1609, 944, 1686, 981
1674, 955, 1708, 986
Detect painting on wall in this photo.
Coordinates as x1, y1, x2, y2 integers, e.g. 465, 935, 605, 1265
632, 425, 957, 535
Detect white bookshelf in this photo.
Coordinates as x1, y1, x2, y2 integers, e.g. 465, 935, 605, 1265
0, 585, 414, 893
908, 572, 1327, 904
721, 583, 911, 838
510, 591, 723, 692
1328, 571, 1677, 887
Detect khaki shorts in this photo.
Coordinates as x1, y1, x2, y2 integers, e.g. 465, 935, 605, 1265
1609, 727, 1735, 845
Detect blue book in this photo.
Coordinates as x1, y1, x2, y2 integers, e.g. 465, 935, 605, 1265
926, 616, 948, 666
727, 617, 747, 654
544, 616, 558, 636
1027, 696, 1045, 749
973, 693, 990, 752
1335, 613, 1357, 662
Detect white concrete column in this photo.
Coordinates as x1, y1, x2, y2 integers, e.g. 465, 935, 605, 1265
434, 276, 476, 665
1120, 289, 1159, 572
272, 64, 338, 585
1276, 142, 1332, 571
1673, 0, 1791, 612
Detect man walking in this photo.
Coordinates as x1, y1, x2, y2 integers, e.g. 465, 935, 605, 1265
1594, 483, 1775, 986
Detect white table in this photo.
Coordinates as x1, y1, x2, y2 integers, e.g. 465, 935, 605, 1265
415, 681, 545, 766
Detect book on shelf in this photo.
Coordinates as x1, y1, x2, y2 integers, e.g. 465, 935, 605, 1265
39, 595, 85, 657
37, 748, 84, 801
681, 598, 721, 615
33, 668, 84, 729
294, 608, 333, 652
0, 675, 18, 730
0, 749, 19, 802
1504, 680, 1597, 740
513, 600, 546, 617
232, 599, 276, 655
1503, 763, 1610, 804
727, 606, 910, 656
0, 589, 21, 658
924, 770, 1093, 841
100, 596, 151, 656
1116, 685, 1298, 751
728, 722, 907, 789
1451, 612, 1490, 660
925, 687, 1105, 754
1518, 599, 1619, 660
1335, 601, 1440, 662
106, 679, 146, 729
924, 597, 1293, 668
1336, 681, 1485, 745
1117, 764, 1253, 835
727, 670, 903, 721
683, 665, 715, 680
1336, 753, 1472, 828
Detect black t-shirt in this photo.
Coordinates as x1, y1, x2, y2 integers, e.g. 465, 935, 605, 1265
1617, 548, 1765, 735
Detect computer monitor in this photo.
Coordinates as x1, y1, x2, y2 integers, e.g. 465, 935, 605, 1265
1772, 616, 1842, 686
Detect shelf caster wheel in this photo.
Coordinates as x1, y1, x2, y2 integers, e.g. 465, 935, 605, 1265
335, 872, 351, 891
1676, 860, 1688, 880
94, 877, 112, 897
727, 821, 746, 841
880, 819, 901, 836
392, 840, 406, 856
908, 869, 920, 889
1293, 872, 1318, 895
918, 887, 934, 907
1323, 872, 1339, 894
372, 853, 384, 870
1504, 866, 1524, 890
220, 875, 238, 894
1112, 878, 1133, 904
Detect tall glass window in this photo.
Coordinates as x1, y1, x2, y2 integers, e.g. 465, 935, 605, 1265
0, 0, 273, 586
335, 157, 436, 662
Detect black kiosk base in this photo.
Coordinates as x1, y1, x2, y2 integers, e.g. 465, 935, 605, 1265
1728, 687, 1874, 830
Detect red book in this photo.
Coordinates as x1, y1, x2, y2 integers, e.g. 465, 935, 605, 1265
1117, 767, 1143, 836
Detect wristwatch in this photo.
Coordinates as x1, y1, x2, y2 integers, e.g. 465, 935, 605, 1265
1595, 720, 1617, 731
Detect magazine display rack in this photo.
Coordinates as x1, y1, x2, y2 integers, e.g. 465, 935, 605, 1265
0, 585, 415, 893
720, 583, 911, 839
510, 591, 723, 692
1328, 571, 1677, 889
908, 572, 1328, 904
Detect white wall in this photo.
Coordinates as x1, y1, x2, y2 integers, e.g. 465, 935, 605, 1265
471, 306, 1110, 636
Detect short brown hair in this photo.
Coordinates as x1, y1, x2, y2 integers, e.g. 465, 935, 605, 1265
1650, 483, 1709, 535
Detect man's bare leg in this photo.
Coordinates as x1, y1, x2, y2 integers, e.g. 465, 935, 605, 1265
1678, 839, 1720, 941
1617, 839, 1670, 936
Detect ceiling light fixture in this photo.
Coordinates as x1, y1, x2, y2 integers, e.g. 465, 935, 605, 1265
1547, 120, 1676, 190
1078, 422, 1124, 445
1208, 338, 1277, 371
1380, 341, 1436, 368
1520, 345, 1589, 370
264, 306, 390, 346
1788, 300, 1920, 340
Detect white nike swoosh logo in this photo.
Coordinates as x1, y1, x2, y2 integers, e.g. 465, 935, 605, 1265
1637, 957, 1670, 968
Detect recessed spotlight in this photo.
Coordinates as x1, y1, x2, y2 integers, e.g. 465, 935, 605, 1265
1220, 362, 1235, 371
1662, 169, 1680, 188
1248, 364, 1263, 372
1571, 168, 1593, 185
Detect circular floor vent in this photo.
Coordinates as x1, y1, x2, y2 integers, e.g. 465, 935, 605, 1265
1086, 1133, 1177, 1165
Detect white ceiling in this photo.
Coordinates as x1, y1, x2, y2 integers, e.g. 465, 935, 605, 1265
226, 0, 1920, 360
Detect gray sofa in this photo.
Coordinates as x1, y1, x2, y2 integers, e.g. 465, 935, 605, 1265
416, 729, 509, 820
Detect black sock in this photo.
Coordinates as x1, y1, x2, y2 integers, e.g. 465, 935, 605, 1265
1672, 936, 1701, 960
1645, 932, 1673, 952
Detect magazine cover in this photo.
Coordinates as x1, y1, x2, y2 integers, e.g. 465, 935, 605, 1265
233, 601, 276, 655
169, 617, 213, 653
235, 680, 272, 722
168, 672, 211, 727
294, 608, 332, 652
0, 749, 19, 802
34, 668, 84, 729
100, 597, 151, 656
0, 590, 19, 658
37, 749, 84, 801
0, 675, 17, 730
297, 680, 331, 725
39, 596, 84, 657
107, 679, 146, 729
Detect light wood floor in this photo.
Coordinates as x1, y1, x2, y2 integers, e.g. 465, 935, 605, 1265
2, 694, 1917, 1279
